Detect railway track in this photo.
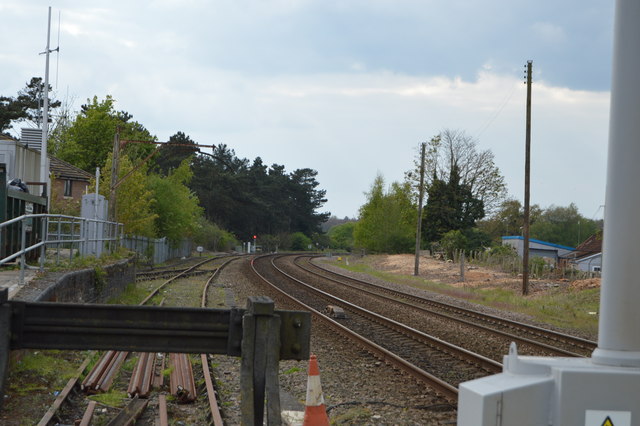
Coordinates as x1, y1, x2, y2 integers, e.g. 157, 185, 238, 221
294, 255, 597, 357
251, 254, 504, 401
37, 254, 236, 425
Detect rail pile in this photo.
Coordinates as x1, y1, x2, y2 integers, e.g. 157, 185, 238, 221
127, 352, 157, 398
169, 353, 197, 403
81, 350, 128, 393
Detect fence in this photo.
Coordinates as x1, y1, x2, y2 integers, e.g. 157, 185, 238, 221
0, 213, 123, 284
451, 249, 601, 281
121, 235, 192, 265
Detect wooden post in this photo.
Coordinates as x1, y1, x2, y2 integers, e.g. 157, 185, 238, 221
523, 60, 533, 295
414, 142, 426, 276
240, 296, 282, 426
0, 290, 10, 410
460, 252, 465, 282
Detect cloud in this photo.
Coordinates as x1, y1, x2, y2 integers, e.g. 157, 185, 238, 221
531, 22, 567, 45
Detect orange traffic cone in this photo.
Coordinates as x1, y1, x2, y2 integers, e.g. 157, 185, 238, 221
303, 354, 330, 426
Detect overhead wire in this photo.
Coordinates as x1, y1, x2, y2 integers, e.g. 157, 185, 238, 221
473, 79, 518, 139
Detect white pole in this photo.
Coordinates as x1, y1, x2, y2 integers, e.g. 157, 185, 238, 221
95, 167, 100, 220
40, 6, 52, 202
592, 0, 640, 367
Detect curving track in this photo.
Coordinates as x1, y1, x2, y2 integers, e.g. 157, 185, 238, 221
251, 254, 504, 401
293, 255, 596, 357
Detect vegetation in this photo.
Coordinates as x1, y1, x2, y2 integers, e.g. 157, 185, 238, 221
479, 199, 602, 247
354, 174, 416, 253
328, 221, 356, 251
191, 150, 330, 241
0, 77, 61, 134
407, 130, 507, 216
148, 160, 202, 244
333, 256, 599, 333
53, 95, 155, 172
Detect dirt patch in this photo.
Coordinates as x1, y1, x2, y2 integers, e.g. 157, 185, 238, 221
357, 254, 572, 294
571, 278, 601, 290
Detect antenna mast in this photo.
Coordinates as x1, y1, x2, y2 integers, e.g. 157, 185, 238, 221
40, 6, 59, 201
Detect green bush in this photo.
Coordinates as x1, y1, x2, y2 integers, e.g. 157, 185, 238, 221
290, 232, 312, 251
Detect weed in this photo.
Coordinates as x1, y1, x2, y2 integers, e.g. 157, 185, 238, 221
88, 390, 128, 408
283, 367, 302, 375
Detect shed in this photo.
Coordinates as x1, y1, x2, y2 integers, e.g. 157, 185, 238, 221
501, 236, 575, 264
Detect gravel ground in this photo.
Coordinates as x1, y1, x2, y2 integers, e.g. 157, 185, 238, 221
211, 257, 458, 425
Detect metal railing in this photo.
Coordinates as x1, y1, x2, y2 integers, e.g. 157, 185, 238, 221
0, 213, 123, 284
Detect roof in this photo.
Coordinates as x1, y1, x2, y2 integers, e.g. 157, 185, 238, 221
502, 235, 575, 251
48, 156, 93, 181
0, 134, 17, 142
573, 252, 602, 263
573, 233, 603, 258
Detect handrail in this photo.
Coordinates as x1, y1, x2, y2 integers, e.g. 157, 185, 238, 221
0, 213, 124, 286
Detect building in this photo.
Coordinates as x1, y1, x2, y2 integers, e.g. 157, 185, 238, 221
49, 156, 93, 204
566, 233, 603, 273
0, 133, 49, 197
501, 236, 575, 265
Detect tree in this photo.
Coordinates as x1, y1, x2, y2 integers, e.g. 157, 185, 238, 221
98, 153, 157, 237
290, 232, 312, 251
328, 222, 356, 251
149, 160, 203, 245
0, 77, 61, 134
477, 199, 542, 243
56, 95, 155, 173
154, 131, 199, 176
423, 163, 484, 243
354, 175, 416, 253
409, 129, 507, 215
190, 147, 330, 240
193, 217, 237, 252
530, 203, 600, 247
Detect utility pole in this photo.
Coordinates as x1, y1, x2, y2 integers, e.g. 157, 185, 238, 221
522, 60, 533, 296
414, 142, 426, 276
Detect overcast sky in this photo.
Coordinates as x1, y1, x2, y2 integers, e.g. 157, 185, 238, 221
1, 0, 614, 221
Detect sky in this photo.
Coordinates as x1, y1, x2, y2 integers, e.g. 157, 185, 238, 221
1, 0, 614, 221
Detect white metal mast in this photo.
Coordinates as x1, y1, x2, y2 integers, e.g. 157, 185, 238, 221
40, 6, 53, 201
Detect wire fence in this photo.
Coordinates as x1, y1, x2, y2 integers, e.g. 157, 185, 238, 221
448, 249, 600, 281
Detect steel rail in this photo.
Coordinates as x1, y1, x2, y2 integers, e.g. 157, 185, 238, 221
292, 255, 584, 357
37, 255, 223, 424
36, 354, 94, 426
250, 254, 461, 401
139, 255, 222, 305
302, 255, 597, 351
200, 256, 239, 425
270, 256, 502, 373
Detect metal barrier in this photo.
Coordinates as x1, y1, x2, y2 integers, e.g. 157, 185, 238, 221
0, 213, 123, 284
121, 235, 192, 264
0, 293, 311, 424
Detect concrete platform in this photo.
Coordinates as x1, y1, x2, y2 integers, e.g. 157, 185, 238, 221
0, 268, 38, 299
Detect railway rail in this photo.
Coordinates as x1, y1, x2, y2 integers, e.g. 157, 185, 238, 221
36, 254, 236, 425
251, 254, 505, 401
295, 255, 597, 356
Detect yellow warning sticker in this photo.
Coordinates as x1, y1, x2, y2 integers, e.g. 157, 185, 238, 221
585, 410, 630, 426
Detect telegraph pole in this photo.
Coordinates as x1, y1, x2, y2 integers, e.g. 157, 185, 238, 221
414, 142, 426, 276
522, 60, 533, 295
